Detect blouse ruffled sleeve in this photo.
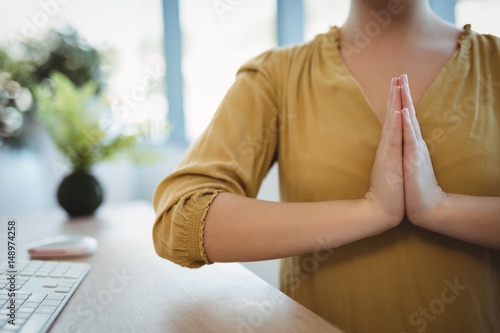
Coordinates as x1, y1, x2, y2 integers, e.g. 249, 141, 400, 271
152, 49, 285, 268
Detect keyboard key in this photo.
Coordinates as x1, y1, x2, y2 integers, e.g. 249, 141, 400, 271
46, 294, 65, 301
36, 305, 57, 314
49, 272, 64, 278
15, 294, 30, 300
16, 318, 27, 325
18, 313, 52, 333
23, 302, 40, 309
13, 299, 26, 306
2, 323, 20, 331
1, 260, 90, 333
42, 282, 58, 288
18, 307, 35, 314
55, 287, 71, 293
0, 308, 14, 315
63, 271, 82, 279
26, 294, 46, 303
34, 272, 49, 277
41, 300, 60, 307
16, 312, 31, 320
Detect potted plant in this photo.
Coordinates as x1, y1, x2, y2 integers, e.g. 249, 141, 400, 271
0, 26, 106, 149
35, 72, 143, 217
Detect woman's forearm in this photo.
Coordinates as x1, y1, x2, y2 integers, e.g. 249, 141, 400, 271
204, 83, 406, 263
426, 194, 500, 250
204, 192, 391, 262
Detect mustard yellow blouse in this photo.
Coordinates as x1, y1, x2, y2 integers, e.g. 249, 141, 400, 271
153, 25, 500, 332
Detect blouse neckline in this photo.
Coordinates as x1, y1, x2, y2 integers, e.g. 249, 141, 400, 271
323, 24, 473, 123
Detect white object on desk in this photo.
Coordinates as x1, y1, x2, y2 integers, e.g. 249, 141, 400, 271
0, 260, 90, 333
26, 235, 98, 259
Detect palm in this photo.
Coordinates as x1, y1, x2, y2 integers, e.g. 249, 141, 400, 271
365, 78, 405, 228
399, 75, 445, 226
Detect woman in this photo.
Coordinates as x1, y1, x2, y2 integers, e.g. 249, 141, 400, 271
153, 0, 500, 332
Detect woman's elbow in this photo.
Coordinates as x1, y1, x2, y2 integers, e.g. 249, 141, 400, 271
152, 211, 209, 269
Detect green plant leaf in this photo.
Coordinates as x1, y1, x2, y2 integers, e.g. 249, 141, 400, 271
34, 72, 163, 171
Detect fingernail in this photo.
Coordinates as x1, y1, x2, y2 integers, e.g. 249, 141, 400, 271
391, 78, 397, 86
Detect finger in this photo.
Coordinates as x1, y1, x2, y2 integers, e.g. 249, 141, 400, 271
400, 74, 412, 111
400, 80, 414, 112
385, 78, 399, 124
402, 108, 420, 177
390, 85, 401, 130
382, 85, 401, 139
401, 82, 423, 140
388, 86, 402, 147
379, 85, 401, 158
389, 109, 403, 153
399, 74, 408, 86
392, 85, 402, 113
402, 108, 418, 154
382, 109, 403, 182
391, 77, 399, 88
392, 110, 404, 177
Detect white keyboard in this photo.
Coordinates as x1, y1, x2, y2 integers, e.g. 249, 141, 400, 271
0, 260, 90, 333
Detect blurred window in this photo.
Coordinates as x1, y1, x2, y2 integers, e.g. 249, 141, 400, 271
2, 0, 499, 145
179, 0, 276, 141
304, 0, 349, 41
0, 0, 166, 142
456, 0, 500, 36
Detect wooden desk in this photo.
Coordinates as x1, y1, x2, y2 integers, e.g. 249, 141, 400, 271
1, 201, 343, 333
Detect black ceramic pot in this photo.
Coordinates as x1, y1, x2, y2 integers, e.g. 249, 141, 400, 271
57, 170, 104, 217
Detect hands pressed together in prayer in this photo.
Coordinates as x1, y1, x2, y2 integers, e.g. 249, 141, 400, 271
365, 74, 499, 249
366, 74, 449, 229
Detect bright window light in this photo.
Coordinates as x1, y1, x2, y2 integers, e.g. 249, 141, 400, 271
304, 0, 350, 42
179, 0, 276, 141
456, 0, 500, 36
0, 0, 166, 141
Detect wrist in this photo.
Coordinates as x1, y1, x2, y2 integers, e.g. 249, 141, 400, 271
361, 195, 402, 230
409, 190, 449, 229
